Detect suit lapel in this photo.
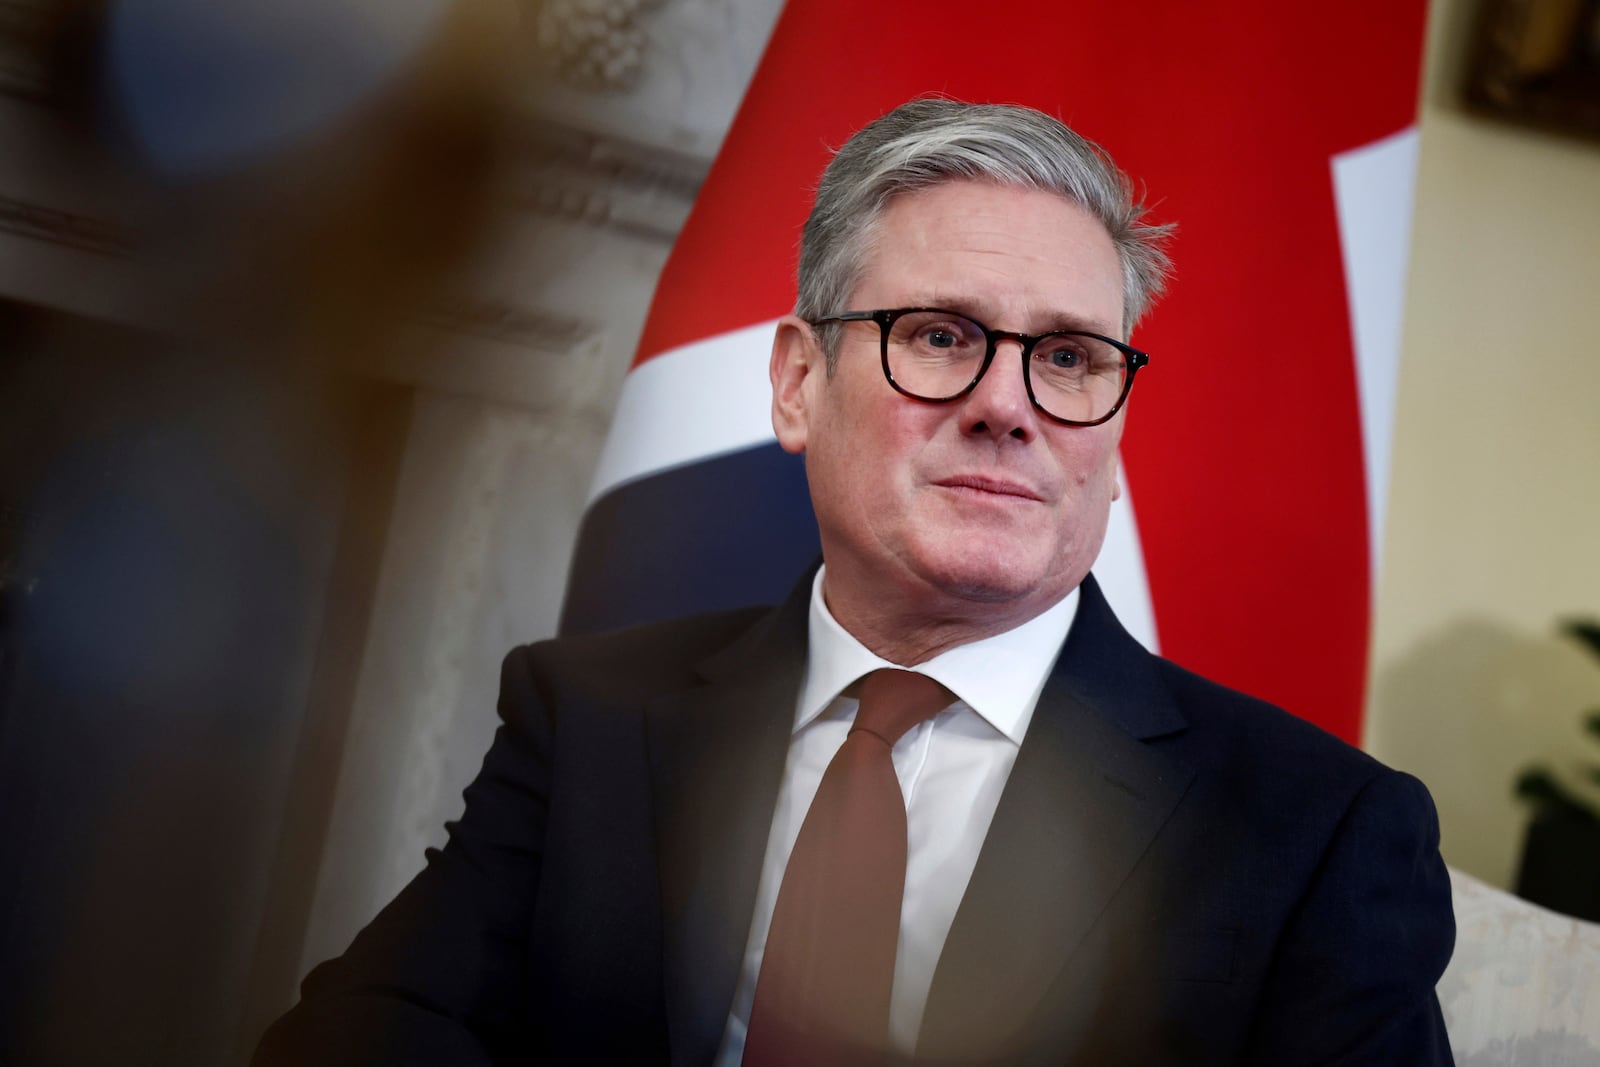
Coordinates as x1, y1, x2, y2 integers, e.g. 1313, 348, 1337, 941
645, 577, 812, 1067
918, 576, 1194, 1062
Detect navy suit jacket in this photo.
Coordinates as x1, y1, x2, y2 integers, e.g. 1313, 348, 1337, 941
256, 572, 1455, 1065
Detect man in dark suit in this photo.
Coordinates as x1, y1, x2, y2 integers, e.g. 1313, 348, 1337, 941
257, 98, 1455, 1065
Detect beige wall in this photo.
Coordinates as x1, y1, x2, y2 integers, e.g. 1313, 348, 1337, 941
1365, 0, 1600, 888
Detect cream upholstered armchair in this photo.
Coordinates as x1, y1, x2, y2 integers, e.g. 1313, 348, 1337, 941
1438, 867, 1600, 1064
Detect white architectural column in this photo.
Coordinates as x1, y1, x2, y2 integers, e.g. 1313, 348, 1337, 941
299, 0, 788, 972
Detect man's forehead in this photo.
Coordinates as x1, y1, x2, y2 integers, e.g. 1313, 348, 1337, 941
848, 181, 1125, 335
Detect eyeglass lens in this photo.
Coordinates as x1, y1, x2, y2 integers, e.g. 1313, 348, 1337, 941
884, 310, 1129, 424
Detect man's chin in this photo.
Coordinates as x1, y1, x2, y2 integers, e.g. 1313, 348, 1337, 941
909, 553, 1061, 610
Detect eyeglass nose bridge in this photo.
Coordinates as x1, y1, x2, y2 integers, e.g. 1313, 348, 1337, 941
966, 327, 1076, 428
971, 327, 1044, 389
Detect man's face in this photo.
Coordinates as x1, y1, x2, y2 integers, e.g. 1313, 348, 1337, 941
772, 179, 1129, 633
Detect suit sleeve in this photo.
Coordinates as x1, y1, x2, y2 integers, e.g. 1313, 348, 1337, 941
252, 646, 553, 1066
1244, 769, 1456, 1066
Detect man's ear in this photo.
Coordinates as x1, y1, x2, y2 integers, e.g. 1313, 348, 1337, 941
771, 314, 820, 455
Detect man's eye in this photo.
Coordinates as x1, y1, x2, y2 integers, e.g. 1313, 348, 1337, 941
1042, 345, 1084, 369
923, 328, 960, 349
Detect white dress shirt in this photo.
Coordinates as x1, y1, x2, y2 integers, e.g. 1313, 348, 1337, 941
714, 566, 1079, 1064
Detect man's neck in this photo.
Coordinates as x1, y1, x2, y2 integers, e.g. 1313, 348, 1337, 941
818, 567, 1067, 666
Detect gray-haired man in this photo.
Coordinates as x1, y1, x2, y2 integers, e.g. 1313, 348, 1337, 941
259, 98, 1455, 1067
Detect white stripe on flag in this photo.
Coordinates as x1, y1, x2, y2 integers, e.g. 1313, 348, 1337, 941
1097, 474, 1160, 653
588, 319, 782, 504
1331, 126, 1420, 583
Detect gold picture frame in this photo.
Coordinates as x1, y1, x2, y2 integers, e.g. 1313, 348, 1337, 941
1467, 0, 1600, 138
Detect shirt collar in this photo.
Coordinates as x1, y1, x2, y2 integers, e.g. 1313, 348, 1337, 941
796, 564, 1080, 744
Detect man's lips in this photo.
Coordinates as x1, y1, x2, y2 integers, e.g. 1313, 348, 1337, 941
933, 475, 1044, 501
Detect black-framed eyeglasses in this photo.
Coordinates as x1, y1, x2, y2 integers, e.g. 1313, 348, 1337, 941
809, 307, 1150, 427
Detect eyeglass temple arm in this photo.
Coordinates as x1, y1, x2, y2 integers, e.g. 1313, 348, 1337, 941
811, 310, 879, 325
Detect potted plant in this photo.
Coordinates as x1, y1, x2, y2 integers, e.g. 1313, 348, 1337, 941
1514, 620, 1600, 922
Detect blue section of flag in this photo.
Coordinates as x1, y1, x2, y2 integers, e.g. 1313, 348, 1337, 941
559, 443, 821, 636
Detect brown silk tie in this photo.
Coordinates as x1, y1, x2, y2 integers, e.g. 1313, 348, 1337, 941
743, 669, 956, 1067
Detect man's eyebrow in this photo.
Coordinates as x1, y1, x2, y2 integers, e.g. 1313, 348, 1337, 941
916, 296, 1116, 336
1037, 313, 1118, 336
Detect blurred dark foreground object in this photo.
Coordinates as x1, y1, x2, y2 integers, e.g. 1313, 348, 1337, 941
0, 1, 524, 1063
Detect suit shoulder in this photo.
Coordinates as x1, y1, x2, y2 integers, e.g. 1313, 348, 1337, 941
1145, 657, 1444, 886
1151, 655, 1394, 790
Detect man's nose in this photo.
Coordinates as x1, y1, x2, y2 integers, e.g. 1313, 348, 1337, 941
958, 339, 1038, 442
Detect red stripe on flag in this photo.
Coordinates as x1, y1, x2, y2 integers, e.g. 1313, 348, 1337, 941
629, 0, 1428, 743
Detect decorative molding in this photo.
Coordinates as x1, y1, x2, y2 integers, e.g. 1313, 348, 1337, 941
412, 296, 592, 352
530, 0, 667, 93
517, 173, 691, 243
518, 117, 705, 202
517, 0, 782, 164
0, 191, 607, 358
0, 193, 132, 256
511, 116, 704, 242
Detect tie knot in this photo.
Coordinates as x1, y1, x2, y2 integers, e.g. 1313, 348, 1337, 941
851, 669, 955, 748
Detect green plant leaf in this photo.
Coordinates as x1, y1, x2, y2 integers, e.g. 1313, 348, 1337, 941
1562, 618, 1600, 660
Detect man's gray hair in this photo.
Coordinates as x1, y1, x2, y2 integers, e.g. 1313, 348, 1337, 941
796, 97, 1173, 367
